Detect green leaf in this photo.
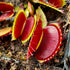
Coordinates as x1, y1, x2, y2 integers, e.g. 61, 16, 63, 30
25, 8, 29, 17
14, 6, 20, 12
36, 7, 47, 28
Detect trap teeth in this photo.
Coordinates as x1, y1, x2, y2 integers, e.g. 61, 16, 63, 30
35, 23, 62, 63
48, 58, 50, 61
50, 57, 52, 59
55, 51, 57, 54
27, 18, 43, 59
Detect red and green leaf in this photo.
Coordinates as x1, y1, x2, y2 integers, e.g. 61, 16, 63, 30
14, 3, 24, 12
35, 23, 62, 63
0, 2, 14, 21
25, 8, 29, 18
0, 11, 14, 21
21, 15, 36, 43
33, 1, 64, 13
27, 18, 43, 59
48, 0, 65, 8
0, 27, 12, 37
36, 7, 47, 28
12, 10, 26, 40
28, 2, 34, 16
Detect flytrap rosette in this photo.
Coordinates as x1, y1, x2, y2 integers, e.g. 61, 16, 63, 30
35, 23, 62, 63
33, 1, 64, 13
21, 15, 36, 44
0, 2, 14, 21
0, 27, 12, 37
12, 10, 26, 40
27, 18, 43, 59
36, 7, 47, 28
